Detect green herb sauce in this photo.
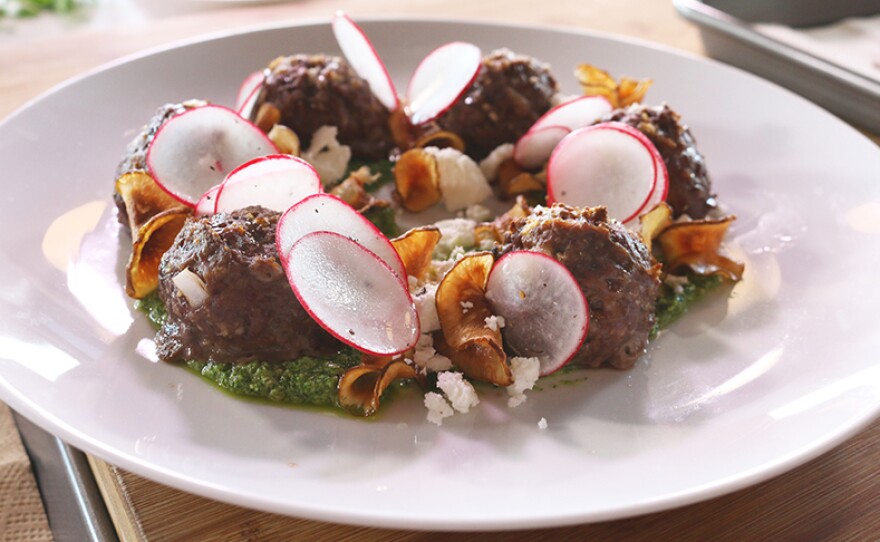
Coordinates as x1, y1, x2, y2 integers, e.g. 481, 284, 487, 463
650, 273, 724, 339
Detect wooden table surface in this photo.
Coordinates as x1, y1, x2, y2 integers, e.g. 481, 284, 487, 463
2, 1, 879, 540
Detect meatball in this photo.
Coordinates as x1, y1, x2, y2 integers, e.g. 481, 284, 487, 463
602, 103, 716, 219
436, 49, 558, 160
256, 54, 394, 160
113, 100, 204, 229
498, 204, 661, 369
155, 206, 338, 363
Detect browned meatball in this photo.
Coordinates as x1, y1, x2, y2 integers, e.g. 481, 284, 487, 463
255, 54, 394, 160
602, 103, 717, 219
113, 100, 204, 229
436, 49, 558, 160
498, 204, 661, 369
155, 206, 338, 363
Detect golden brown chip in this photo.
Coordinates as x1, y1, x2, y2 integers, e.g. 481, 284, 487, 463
474, 223, 502, 247
656, 216, 744, 281
338, 357, 417, 416
501, 173, 545, 199
267, 124, 301, 156
115, 170, 187, 234
254, 102, 281, 133
126, 209, 190, 298
394, 147, 442, 212
434, 332, 512, 387
391, 227, 442, 281
434, 253, 512, 386
413, 130, 466, 152
575, 64, 653, 108
638, 202, 673, 252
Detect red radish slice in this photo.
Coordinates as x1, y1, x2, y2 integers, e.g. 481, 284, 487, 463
405, 42, 482, 125
512, 125, 571, 170
284, 231, 419, 356
235, 70, 265, 117
195, 184, 221, 216
485, 251, 588, 376
214, 154, 321, 213
332, 12, 399, 111
276, 193, 406, 279
514, 96, 613, 169
629, 151, 670, 223
146, 104, 278, 207
547, 122, 658, 223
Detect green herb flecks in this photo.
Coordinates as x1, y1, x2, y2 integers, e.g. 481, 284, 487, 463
651, 273, 724, 339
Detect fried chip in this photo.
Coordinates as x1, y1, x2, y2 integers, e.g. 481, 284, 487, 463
338, 356, 417, 416
435, 252, 512, 386
391, 227, 442, 281
267, 124, 301, 156
575, 64, 653, 108
126, 208, 190, 298
254, 102, 281, 133
413, 130, 466, 152
394, 147, 443, 212
638, 202, 673, 252
115, 171, 191, 298
656, 216, 744, 281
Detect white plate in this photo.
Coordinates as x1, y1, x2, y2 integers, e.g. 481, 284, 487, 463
2, 19, 880, 531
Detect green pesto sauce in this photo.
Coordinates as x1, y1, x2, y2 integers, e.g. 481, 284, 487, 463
650, 273, 724, 339
136, 189, 726, 409
344, 158, 395, 193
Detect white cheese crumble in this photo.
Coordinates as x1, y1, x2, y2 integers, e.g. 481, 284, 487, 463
506, 356, 541, 408
460, 203, 493, 222
412, 282, 440, 333
412, 333, 452, 373
478, 143, 514, 182
301, 125, 351, 185
484, 315, 506, 332
433, 217, 477, 260
436, 372, 480, 413
538, 417, 548, 430
423, 147, 492, 212
424, 392, 454, 426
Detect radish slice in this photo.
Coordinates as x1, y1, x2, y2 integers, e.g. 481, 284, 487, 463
146, 104, 278, 207
276, 193, 406, 280
214, 155, 321, 213
514, 96, 613, 169
547, 122, 658, 223
512, 125, 571, 170
485, 251, 588, 376
235, 70, 265, 117
631, 150, 670, 223
332, 12, 399, 111
405, 42, 482, 125
195, 185, 221, 216
284, 231, 419, 356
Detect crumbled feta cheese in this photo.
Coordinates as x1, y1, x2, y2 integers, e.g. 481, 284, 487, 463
538, 417, 548, 430
412, 333, 452, 372
507, 356, 541, 408
424, 392, 454, 426
484, 314, 506, 332
423, 147, 492, 212
302, 125, 351, 185
479, 143, 514, 182
460, 203, 493, 222
663, 274, 690, 294
436, 372, 480, 413
433, 218, 477, 259
412, 282, 440, 332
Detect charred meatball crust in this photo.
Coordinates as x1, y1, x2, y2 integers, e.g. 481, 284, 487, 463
436, 49, 558, 160
602, 103, 717, 219
498, 204, 661, 369
155, 206, 338, 364
256, 54, 394, 160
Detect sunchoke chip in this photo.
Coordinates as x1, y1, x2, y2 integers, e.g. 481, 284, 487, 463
575, 64, 652, 109
391, 226, 442, 281
115, 171, 190, 298
435, 253, 512, 386
394, 147, 443, 212
338, 355, 417, 416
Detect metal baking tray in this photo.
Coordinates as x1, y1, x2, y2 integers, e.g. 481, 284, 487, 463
674, 0, 880, 134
